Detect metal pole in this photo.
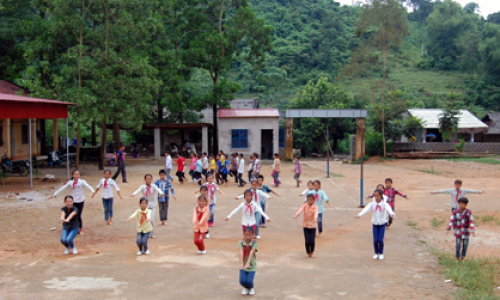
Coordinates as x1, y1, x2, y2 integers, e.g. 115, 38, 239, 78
29, 118, 33, 189
326, 125, 330, 178
359, 129, 365, 208
66, 118, 69, 180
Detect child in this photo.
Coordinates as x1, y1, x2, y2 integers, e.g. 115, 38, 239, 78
252, 153, 261, 179
155, 169, 177, 226
194, 153, 203, 185
366, 184, 388, 201
272, 153, 281, 187
247, 154, 254, 182
230, 153, 239, 185
193, 195, 210, 254
306, 180, 333, 237
293, 156, 302, 187
238, 153, 247, 187
234, 181, 270, 239
299, 180, 314, 197
191, 173, 226, 236
174, 153, 186, 184
209, 154, 216, 174
226, 189, 271, 233
50, 170, 95, 235
447, 197, 475, 261
431, 179, 484, 213
218, 154, 229, 186
293, 193, 318, 258
202, 152, 209, 182
239, 226, 258, 295
126, 197, 153, 256
189, 153, 197, 183
256, 175, 280, 228
92, 169, 123, 225
60, 195, 79, 255
384, 178, 409, 228
131, 174, 165, 239
355, 189, 395, 260
164, 150, 174, 182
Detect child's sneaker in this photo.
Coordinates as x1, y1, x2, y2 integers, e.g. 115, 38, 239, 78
256, 235, 261, 239
378, 254, 384, 260
373, 254, 379, 259
205, 233, 210, 239
242, 288, 249, 295
249, 288, 255, 295
72, 248, 78, 255
208, 222, 214, 227
197, 250, 202, 254
145, 250, 150, 255
64, 248, 70, 255
137, 251, 142, 256
201, 250, 207, 255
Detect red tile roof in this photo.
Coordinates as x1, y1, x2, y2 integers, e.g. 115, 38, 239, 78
0, 80, 27, 95
0, 93, 77, 106
218, 109, 279, 118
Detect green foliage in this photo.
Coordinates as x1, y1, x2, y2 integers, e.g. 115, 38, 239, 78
439, 93, 462, 141
402, 115, 425, 140
440, 156, 500, 165
454, 139, 465, 152
431, 217, 445, 228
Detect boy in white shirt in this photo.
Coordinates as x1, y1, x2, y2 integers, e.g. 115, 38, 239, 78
164, 150, 174, 182
238, 153, 247, 187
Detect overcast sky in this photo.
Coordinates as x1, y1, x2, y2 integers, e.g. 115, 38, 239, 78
335, 0, 500, 18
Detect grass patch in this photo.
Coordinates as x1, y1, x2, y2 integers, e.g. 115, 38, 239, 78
476, 215, 498, 226
406, 220, 418, 227
419, 239, 427, 244
431, 217, 445, 229
328, 172, 344, 178
431, 249, 500, 300
378, 157, 396, 161
417, 168, 440, 175
441, 156, 500, 165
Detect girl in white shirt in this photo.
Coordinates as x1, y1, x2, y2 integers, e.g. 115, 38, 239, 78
355, 189, 395, 260
130, 174, 165, 239
92, 170, 123, 225
226, 189, 271, 233
50, 170, 95, 235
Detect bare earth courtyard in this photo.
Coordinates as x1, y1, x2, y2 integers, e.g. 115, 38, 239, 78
0, 159, 499, 300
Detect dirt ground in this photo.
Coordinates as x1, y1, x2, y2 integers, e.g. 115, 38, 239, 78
0, 157, 499, 300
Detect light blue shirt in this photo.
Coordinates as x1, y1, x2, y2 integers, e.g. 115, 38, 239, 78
195, 159, 203, 172
304, 189, 330, 214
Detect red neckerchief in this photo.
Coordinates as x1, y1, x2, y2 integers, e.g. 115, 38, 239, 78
455, 189, 461, 203
315, 193, 319, 202
243, 240, 253, 261
244, 202, 253, 215
374, 203, 382, 212
104, 179, 108, 189
140, 211, 147, 225
72, 180, 78, 189
207, 184, 215, 200
145, 185, 151, 198
197, 208, 204, 221
254, 191, 258, 203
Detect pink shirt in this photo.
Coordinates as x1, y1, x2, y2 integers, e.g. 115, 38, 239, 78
189, 157, 196, 170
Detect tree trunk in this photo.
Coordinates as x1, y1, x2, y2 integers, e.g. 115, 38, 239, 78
381, 30, 387, 158
212, 104, 219, 154
76, 109, 81, 168
157, 98, 162, 123
113, 121, 121, 152
98, 114, 106, 170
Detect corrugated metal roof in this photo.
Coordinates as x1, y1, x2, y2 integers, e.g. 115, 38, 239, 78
482, 113, 500, 134
408, 109, 487, 129
200, 99, 259, 123
0, 93, 77, 106
218, 109, 280, 118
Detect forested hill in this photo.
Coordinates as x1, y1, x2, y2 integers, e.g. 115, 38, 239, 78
233, 0, 359, 105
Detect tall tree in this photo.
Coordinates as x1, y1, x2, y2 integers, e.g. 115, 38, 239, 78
351, 0, 409, 157
186, 0, 273, 154
439, 92, 462, 142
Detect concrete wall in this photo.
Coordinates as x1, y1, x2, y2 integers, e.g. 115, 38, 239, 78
0, 119, 7, 153
2, 118, 42, 160
218, 117, 279, 160
395, 142, 500, 154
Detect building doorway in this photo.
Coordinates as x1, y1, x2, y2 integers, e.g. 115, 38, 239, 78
261, 129, 273, 160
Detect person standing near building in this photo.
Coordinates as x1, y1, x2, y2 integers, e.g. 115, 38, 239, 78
112, 145, 128, 183
165, 150, 174, 183
252, 153, 261, 179
238, 153, 247, 187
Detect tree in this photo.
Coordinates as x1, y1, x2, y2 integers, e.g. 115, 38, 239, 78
439, 93, 462, 142
350, 0, 409, 157
402, 116, 425, 140
478, 23, 500, 83
185, 0, 273, 154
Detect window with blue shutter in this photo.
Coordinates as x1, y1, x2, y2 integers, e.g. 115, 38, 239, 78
231, 129, 248, 148
279, 128, 285, 148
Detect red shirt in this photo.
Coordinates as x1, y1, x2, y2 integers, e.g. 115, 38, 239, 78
177, 157, 185, 172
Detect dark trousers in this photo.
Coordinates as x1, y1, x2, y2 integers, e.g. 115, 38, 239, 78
112, 160, 127, 182
238, 173, 246, 186
159, 201, 169, 221
136, 232, 151, 252
456, 238, 470, 258
273, 171, 280, 185
248, 171, 253, 182
373, 224, 386, 254
304, 227, 316, 254
176, 171, 184, 183
239, 270, 256, 289
73, 202, 84, 228
388, 204, 395, 225
231, 170, 238, 183
317, 213, 323, 233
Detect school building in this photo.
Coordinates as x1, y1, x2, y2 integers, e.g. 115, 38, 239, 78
218, 109, 280, 160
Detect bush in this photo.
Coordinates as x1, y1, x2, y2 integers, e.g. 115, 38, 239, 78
454, 139, 465, 153
337, 135, 351, 154
365, 130, 384, 156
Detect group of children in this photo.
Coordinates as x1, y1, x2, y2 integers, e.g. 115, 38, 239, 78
51, 160, 484, 295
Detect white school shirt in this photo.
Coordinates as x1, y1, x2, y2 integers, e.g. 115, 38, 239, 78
165, 155, 172, 169
237, 189, 270, 206
238, 158, 245, 173
227, 201, 269, 226
358, 200, 395, 225
300, 189, 312, 196
204, 183, 219, 204
132, 184, 165, 209
203, 157, 209, 170
53, 179, 95, 203
96, 178, 120, 199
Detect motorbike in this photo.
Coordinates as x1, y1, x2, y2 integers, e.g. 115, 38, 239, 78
1, 150, 29, 176
42, 150, 75, 168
